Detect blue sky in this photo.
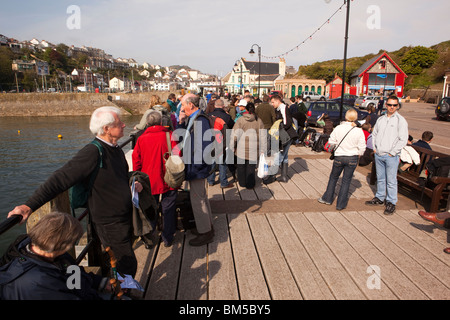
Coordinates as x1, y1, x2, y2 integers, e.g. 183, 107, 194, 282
1, 0, 449, 76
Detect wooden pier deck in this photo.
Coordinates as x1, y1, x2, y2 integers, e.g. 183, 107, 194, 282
128, 147, 450, 300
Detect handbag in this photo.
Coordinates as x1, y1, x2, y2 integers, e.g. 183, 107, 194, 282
329, 127, 355, 160
163, 132, 185, 188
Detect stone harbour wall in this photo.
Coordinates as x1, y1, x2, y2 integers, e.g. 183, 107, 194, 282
0, 91, 176, 117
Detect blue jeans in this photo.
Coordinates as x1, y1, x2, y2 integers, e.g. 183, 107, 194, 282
207, 162, 229, 187
374, 153, 400, 205
277, 139, 293, 166
321, 155, 359, 209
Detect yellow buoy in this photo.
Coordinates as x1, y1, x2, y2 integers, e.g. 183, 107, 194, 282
58, 134, 63, 140
18, 130, 20, 135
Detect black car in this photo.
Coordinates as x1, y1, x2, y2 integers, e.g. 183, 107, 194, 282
306, 101, 369, 127
329, 94, 358, 107
435, 97, 450, 121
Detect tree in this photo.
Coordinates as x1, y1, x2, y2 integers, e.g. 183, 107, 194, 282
400, 46, 438, 75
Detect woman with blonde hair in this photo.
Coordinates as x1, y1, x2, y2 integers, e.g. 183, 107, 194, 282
318, 109, 366, 210
134, 95, 164, 130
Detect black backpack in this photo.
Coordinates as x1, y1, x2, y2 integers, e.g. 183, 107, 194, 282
425, 157, 450, 189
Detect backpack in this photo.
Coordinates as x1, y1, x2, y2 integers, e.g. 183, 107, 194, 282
424, 157, 450, 189
312, 134, 329, 152
299, 127, 316, 144
69, 140, 103, 211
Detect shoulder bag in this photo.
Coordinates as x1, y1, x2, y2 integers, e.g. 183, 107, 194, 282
163, 132, 185, 188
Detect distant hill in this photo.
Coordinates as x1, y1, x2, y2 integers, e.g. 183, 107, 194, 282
295, 40, 450, 92
169, 65, 193, 71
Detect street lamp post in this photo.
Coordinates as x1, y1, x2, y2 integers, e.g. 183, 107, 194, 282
249, 44, 261, 98
339, 0, 351, 123
234, 59, 243, 94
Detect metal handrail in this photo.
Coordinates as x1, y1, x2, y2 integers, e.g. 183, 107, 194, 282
0, 132, 137, 266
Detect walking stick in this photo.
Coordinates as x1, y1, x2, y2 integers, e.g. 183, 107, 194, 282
106, 247, 124, 300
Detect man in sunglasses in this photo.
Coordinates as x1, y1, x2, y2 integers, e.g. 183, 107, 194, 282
365, 95, 408, 215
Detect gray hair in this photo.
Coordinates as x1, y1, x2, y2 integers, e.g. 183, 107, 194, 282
184, 94, 200, 108
89, 106, 121, 135
146, 110, 162, 126
215, 99, 225, 108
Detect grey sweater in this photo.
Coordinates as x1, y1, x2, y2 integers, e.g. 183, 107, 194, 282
372, 112, 408, 156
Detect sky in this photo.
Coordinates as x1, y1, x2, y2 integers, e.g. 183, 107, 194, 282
1, 0, 449, 76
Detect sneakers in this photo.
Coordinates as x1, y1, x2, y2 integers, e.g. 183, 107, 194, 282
384, 202, 396, 215
365, 197, 384, 206
317, 197, 332, 205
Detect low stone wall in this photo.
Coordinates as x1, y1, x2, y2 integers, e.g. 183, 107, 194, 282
0, 91, 177, 116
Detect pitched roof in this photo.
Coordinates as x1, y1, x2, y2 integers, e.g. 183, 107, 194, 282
351, 52, 406, 78
243, 59, 279, 75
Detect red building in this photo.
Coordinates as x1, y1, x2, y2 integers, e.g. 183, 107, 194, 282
326, 75, 350, 99
350, 52, 407, 97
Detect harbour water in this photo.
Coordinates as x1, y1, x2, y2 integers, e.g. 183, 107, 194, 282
0, 114, 142, 255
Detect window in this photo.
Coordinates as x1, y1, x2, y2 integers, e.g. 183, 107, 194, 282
369, 73, 395, 86
311, 86, 315, 93
298, 85, 302, 95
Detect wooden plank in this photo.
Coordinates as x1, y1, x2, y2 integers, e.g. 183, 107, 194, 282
246, 213, 303, 299
234, 179, 259, 200
363, 210, 450, 290
280, 163, 308, 199
132, 238, 158, 299
383, 210, 450, 266
145, 231, 184, 300
254, 176, 274, 201
266, 212, 334, 300
208, 182, 224, 200
305, 211, 397, 299
176, 230, 208, 300
228, 213, 270, 300
343, 210, 450, 300
208, 214, 239, 300
397, 209, 450, 247
286, 212, 366, 300
223, 184, 241, 200
322, 210, 427, 300
290, 159, 326, 197
263, 180, 292, 200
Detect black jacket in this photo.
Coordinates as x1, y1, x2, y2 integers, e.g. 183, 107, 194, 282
209, 108, 235, 130
0, 235, 104, 300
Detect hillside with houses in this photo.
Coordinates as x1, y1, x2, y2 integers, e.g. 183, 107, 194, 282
0, 34, 220, 93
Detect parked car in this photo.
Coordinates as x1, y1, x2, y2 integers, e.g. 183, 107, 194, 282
435, 97, 450, 121
302, 91, 326, 101
329, 94, 358, 107
269, 90, 283, 98
306, 101, 369, 127
355, 96, 382, 110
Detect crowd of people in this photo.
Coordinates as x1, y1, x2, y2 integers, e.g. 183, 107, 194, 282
1, 91, 448, 300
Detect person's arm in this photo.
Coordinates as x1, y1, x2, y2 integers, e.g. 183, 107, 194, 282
8, 144, 99, 221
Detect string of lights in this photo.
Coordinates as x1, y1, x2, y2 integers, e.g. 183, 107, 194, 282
261, 0, 350, 60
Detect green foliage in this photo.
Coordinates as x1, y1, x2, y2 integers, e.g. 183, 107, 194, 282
400, 46, 438, 75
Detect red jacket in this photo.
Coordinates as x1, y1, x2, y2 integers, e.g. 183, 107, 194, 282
132, 125, 177, 195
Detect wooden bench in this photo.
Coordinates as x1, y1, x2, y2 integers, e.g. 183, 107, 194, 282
370, 145, 450, 212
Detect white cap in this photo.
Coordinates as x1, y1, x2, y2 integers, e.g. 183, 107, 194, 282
237, 99, 247, 107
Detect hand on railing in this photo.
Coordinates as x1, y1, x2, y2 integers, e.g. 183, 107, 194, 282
7, 204, 32, 223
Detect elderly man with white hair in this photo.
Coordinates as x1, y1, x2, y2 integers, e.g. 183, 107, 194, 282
7, 106, 141, 277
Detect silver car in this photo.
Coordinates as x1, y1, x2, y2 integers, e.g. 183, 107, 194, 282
355, 96, 381, 110
302, 91, 326, 102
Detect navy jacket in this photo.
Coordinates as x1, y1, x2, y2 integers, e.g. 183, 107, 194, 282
177, 111, 213, 181
0, 235, 103, 300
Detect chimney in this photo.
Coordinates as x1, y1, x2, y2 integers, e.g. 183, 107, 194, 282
279, 58, 286, 77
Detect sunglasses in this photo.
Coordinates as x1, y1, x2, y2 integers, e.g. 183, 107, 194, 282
386, 103, 398, 107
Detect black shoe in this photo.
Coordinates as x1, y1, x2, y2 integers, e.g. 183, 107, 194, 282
278, 162, 288, 183
365, 197, 384, 206
263, 175, 276, 185
141, 234, 154, 249
384, 202, 396, 215
189, 230, 214, 246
